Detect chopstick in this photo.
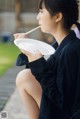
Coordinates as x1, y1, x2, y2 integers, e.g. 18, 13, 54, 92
25, 26, 40, 35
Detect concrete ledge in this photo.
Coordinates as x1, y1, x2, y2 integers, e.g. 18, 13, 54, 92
3, 89, 27, 119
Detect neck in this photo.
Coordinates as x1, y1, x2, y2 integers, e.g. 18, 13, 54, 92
51, 28, 70, 45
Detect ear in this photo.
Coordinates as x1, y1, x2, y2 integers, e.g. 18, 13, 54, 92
55, 12, 63, 23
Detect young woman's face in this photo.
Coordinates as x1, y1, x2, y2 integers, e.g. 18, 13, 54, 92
37, 5, 56, 34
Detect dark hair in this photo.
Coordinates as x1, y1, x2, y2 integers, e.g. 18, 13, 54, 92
39, 0, 80, 31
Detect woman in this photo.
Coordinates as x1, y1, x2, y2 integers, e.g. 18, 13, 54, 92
14, 0, 80, 119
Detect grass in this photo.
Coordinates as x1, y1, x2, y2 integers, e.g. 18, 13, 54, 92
0, 42, 20, 76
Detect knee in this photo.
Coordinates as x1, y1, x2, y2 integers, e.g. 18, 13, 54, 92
16, 69, 31, 88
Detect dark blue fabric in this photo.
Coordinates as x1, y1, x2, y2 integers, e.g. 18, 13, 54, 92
16, 53, 29, 68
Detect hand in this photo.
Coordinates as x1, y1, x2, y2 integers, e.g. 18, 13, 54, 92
13, 33, 28, 39
20, 49, 43, 62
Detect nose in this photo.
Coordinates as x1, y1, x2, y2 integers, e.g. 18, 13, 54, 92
37, 12, 40, 21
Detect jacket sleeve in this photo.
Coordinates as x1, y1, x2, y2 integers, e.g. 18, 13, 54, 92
28, 49, 79, 109
28, 55, 63, 109
16, 53, 29, 68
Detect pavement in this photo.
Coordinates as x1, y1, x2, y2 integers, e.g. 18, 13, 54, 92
0, 65, 27, 119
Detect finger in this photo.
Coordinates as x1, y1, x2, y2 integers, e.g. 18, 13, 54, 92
36, 50, 44, 57
13, 33, 29, 39
20, 49, 31, 56
13, 33, 18, 37
13, 34, 19, 39
36, 49, 42, 55
24, 34, 29, 38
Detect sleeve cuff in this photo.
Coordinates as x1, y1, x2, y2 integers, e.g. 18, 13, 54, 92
16, 53, 28, 66
28, 57, 47, 74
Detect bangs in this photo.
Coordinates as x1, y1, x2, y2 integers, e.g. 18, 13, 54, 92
39, 0, 55, 15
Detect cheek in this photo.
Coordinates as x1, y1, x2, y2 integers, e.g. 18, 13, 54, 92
41, 19, 54, 33
40, 12, 55, 33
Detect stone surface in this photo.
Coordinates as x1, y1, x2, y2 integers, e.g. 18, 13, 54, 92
3, 89, 27, 119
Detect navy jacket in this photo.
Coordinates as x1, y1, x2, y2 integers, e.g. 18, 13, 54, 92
16, 31, 80, 119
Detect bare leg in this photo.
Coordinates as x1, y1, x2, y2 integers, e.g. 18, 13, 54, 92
16, 69, 42, 119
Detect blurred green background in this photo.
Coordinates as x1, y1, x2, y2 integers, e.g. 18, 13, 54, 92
0, 43, 20, 76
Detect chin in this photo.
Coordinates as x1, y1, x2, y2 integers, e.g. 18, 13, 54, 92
41, 27, 49, 33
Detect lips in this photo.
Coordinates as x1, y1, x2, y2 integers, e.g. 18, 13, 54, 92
39, 24, 42, 27
39, 22, 41, 25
